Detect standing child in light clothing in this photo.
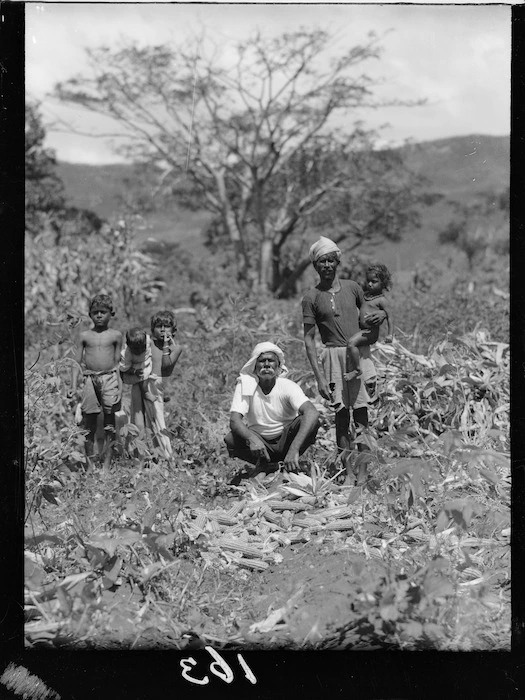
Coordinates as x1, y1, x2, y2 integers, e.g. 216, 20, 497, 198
127, 310, 182, 459
344, 263, 394, 382
120, 328, 152, 383
68, 294, 123, 469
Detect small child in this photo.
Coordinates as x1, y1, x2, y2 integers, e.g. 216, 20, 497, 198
119, 328, 152, 384
68, 294, 123, 469
149, 309, 182, 380
344, 262, 394, 382
128, 310, 182, 459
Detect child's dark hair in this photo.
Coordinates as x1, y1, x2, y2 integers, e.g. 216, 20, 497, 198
126, 327, 147, 351
89, 294, 115, 316
151, 309, 177, 333
367, 262, 392, 291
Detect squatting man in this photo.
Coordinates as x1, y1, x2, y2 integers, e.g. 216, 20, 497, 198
224, 342, 320, 480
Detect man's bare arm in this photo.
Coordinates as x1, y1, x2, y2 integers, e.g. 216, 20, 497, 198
230, 412, 270, 461
113, 331, 123, 366
282, 401, 319, 471
365, 308, 387, 326
304, 323, 331, 401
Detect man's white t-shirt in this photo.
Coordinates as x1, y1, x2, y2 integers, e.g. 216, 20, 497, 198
230, 377, 309, 439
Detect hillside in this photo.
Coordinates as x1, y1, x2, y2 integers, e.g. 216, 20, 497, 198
401, 134, 509, 197
56, 133, 509, 271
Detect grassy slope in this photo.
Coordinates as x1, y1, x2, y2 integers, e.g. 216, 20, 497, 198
56, 134, 509, 270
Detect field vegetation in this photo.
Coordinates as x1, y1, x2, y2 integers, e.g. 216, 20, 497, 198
25, 72, 509, 652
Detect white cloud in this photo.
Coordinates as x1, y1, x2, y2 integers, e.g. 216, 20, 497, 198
26, 3, 511, 163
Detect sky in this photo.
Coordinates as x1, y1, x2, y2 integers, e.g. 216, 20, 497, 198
25, 3, 511, 164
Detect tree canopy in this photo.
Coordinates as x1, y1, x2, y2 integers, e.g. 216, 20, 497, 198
25, 101, 66, 234
55, 28, 422, 295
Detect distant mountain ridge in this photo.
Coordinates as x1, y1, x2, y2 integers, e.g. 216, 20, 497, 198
55, 133, 509, 269
56, 134, 509, 221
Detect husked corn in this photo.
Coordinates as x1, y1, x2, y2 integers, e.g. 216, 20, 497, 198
324, 519, 354, 531
219, 538, 266, 559
212, 513, 238, 526
263, 510, 282, 525
191, 507, 207, 518
292, 515, 322, 528
266, 500, 307, 512
226, 501, 245, 517
194, 512, 207, 531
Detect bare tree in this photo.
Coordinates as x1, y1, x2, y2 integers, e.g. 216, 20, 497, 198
54, 28, 421, 293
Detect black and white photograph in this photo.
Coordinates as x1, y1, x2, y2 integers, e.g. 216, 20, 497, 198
19, 0, 512, 686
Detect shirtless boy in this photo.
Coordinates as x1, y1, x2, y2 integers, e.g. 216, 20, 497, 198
68, 294, 123, 468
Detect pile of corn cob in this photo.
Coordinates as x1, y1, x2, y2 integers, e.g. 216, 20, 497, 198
182, 476, 358, 572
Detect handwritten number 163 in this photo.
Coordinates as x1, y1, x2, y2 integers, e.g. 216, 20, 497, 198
180, 646, 257, 685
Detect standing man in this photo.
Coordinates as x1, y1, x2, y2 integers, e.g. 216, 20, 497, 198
302, 237, 385, 484
225, 342, 320, 479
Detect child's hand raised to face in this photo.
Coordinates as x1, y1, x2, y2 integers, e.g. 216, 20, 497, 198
162, 331, 175, 348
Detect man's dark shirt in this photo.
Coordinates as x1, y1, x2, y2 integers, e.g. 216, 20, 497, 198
302, 280, 364, 347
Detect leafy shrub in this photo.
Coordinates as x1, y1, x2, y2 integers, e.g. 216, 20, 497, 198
25, 218, 163, 348
25, 356, 87, 519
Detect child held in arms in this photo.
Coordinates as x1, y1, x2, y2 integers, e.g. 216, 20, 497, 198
68, 294, 123, 469
344, 262, 394, 382
123, 310, 182, 459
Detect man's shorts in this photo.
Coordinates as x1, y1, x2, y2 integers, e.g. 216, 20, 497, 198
320, 346, 376, 412
81, 368, 122, 415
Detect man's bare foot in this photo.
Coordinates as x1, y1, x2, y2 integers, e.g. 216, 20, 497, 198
343, 369, 361, 382
102, 443, 114, 470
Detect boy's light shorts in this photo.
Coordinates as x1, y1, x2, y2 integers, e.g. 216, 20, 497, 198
81, 368, 122, 414
320, 346, 376, 412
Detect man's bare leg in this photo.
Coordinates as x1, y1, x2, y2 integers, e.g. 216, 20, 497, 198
353, 407, 369, 485
335, 408, 355, 485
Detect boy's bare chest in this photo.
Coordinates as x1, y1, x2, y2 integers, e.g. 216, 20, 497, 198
85, 330, 118, 350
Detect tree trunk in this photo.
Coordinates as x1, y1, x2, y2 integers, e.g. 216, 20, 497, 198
224, 208, 250, 281
213, 166, 250, 281
259, 236, 273, 293
274, 256, 311, 298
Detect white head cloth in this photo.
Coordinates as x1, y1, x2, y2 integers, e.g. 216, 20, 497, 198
237, 342, 288, 396
309, 236, 342, 263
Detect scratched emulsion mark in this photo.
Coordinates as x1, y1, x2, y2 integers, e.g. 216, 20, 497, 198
0, 663, 61, 700
185, 54, 199, 172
